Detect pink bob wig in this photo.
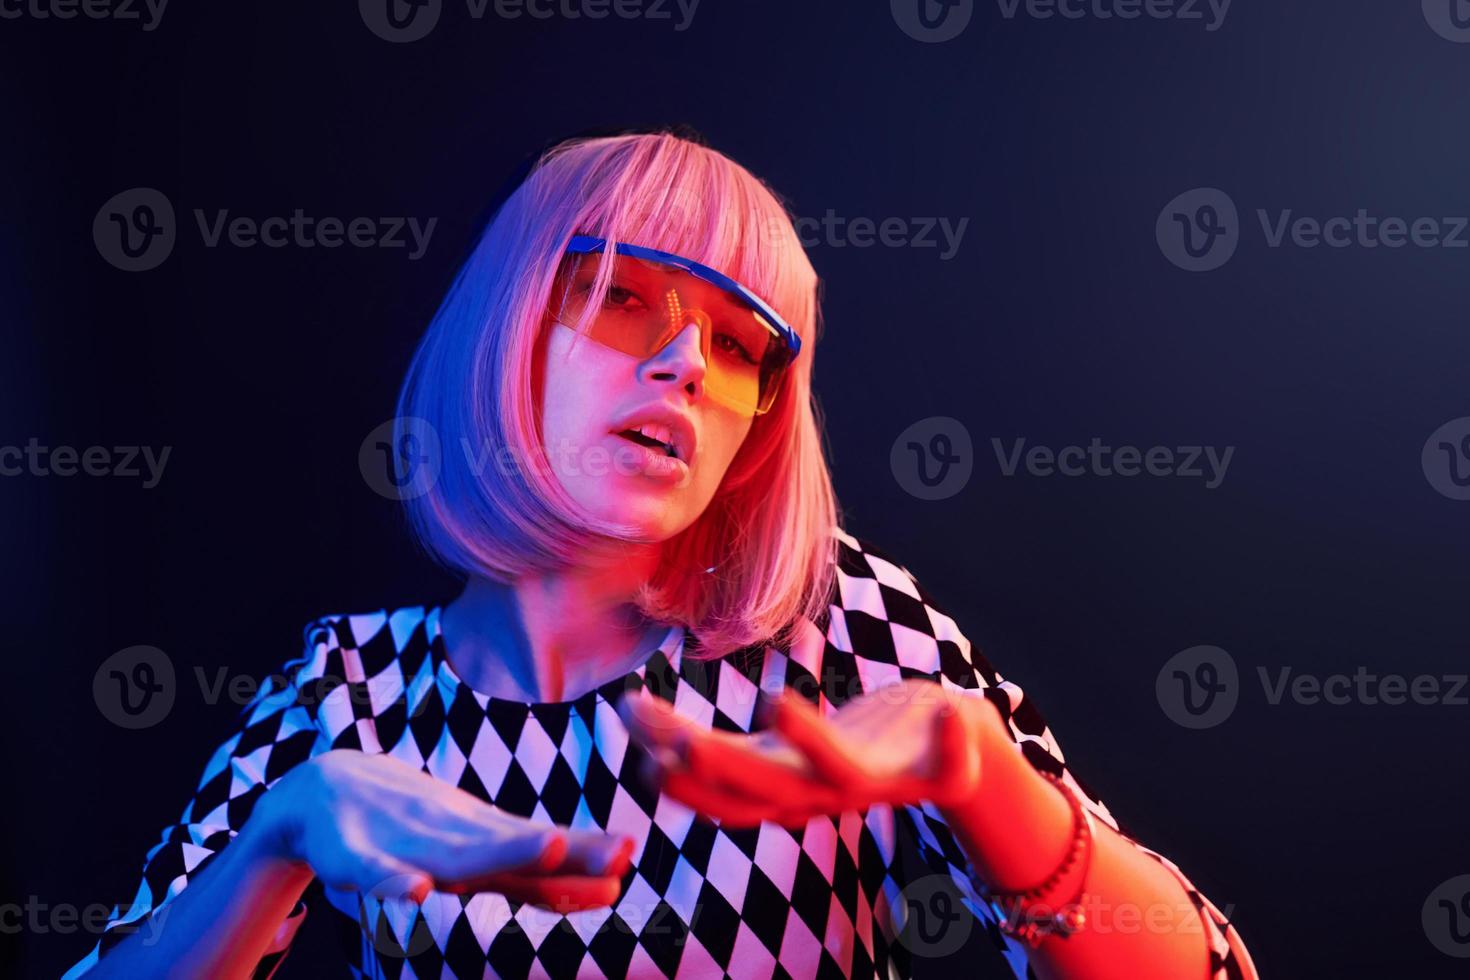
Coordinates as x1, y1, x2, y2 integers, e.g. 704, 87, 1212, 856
394, 130, 840, 659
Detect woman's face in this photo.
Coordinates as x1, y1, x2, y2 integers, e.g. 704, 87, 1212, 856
533, 259, 757, 542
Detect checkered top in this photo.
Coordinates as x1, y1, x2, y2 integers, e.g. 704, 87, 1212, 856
66, 528, 1247, 979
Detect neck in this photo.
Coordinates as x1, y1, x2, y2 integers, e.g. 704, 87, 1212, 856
440, 540, 670, 702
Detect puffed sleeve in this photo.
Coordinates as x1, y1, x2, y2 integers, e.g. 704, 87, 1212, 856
61, 618, 339, 979
827, 530, 1254, 980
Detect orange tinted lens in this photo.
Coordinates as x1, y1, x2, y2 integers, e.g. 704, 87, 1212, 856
553, 253, 785, 414
553, 254, 671, 357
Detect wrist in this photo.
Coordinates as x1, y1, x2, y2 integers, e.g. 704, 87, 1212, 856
932, 694, 1009, 824
240, 777, 310, 871
970, 773, 1095, 946
936, 702, 1076, 895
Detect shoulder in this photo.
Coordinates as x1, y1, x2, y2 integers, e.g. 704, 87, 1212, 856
251, 605, 439, 724
823, 526, 1000, 692
831, 527, 927, 597
825, 528, 1060, 767
294, 605, 436, 674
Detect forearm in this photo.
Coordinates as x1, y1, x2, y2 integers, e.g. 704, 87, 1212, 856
942, 708, 1253, 980
83, 812, 314, 980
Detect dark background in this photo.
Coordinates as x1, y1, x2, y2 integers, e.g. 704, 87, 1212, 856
5, 1, 1469, 976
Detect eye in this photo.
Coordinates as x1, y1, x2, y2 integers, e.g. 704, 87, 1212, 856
604, 281, 647, 312
713, 331, 758, 365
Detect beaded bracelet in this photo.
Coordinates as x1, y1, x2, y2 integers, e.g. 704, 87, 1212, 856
969, 772, 1095, 948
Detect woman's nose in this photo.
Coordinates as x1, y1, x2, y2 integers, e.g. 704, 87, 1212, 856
642, 319, 707, 399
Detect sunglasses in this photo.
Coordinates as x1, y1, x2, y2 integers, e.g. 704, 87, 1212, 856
550, 235, 801, 416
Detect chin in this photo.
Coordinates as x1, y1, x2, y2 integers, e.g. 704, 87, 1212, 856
577, 493, 691, 543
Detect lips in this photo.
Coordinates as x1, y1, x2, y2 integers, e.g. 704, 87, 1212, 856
610, 406, 696, 465
617, 424, 679, 458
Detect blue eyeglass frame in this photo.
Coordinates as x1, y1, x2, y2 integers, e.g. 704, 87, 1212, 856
563, 235, 802, 360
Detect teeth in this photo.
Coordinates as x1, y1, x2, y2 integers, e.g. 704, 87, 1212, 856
636, 423, 673, 447
630, 423, 680, 458
619, 423, 682, 460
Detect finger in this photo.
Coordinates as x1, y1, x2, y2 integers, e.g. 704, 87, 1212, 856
449, 872, 624, 911
618, 690, 697, 751
399, 790, 566, 862
407, 824, 566, 884
656, 767, 787, 827
519, 875, 625, 912
556, 831, 637, 878
770, 693, 871, 788
623, 692, 810, 801
684, 735, 844, 811
771, 810, 817, 830
527, 829, 568, 872
434, 813, 634, 880
626, 690, 801, 782
625, 693, 834, 823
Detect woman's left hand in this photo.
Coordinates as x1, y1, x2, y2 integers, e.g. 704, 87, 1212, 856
617, 678, 1007, 828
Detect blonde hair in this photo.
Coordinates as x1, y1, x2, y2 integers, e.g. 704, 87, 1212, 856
396, 131, 839, 658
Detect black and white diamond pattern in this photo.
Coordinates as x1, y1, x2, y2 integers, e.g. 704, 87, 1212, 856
66, 528, 1245, 979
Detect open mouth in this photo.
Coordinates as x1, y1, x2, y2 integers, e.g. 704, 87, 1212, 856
616, 428, 679, 459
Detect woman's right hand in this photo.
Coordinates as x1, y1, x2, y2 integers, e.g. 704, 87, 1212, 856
252, 749, 635, 911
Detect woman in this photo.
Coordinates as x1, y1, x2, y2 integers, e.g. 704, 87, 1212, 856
66, 130, 1258, 979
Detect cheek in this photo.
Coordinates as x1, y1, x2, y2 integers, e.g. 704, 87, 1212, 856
538, 330, 617, 443
703, 412, 755, 483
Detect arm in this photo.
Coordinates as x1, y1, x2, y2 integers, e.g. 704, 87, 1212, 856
622, 530, 1258, 979
626, 680, 1256, 980
828, 532, 1254, 977
938, 695, 1259, 980
73, 808, 315, 980
63, 622, 336, 980
65, 617, 635, 979
75, 750, 635, 980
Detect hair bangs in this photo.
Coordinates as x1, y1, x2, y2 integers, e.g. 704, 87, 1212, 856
548, 134, 817, 351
